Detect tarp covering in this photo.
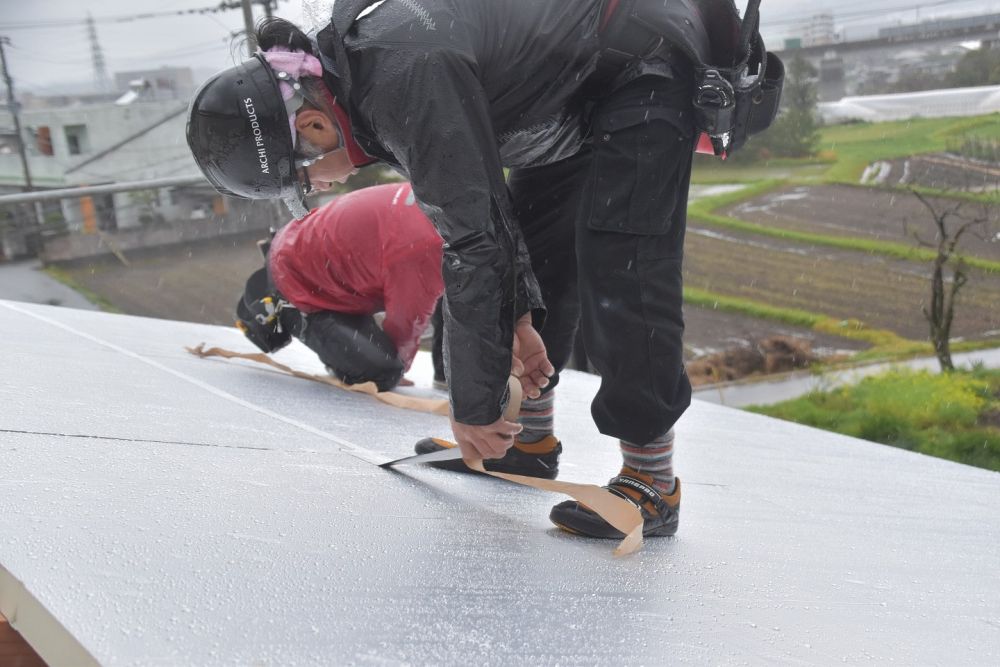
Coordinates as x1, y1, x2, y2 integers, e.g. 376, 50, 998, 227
820, 84, 1000, 123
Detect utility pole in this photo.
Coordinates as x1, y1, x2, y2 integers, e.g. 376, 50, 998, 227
241, 0, 256, 56
0, 36, 34, 192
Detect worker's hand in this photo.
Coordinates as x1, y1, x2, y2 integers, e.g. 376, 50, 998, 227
512, 315, 554, 400
451, 414, 522, 461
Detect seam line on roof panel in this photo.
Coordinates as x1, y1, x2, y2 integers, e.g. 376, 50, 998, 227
0, 301, 387, 466
0, 428, 275, 452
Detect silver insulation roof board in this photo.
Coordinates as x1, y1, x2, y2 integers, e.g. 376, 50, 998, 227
1, 300, 998, 666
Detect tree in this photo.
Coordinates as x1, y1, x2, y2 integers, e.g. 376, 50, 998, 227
906, 190, 995, 372
890, 68, 945, 93
757, 55, 820, 158
947, 48, 1000, 88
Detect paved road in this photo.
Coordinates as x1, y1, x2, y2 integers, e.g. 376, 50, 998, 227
694, 346, 1000, 407
0, 260, 98, 311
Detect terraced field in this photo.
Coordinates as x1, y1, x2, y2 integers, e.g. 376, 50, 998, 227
692, 183, 1000, 342
721, 184, 1000, 261
686, 227, 1000, 340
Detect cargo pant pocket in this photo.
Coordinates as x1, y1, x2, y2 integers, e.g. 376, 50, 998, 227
583, 105, 693, 238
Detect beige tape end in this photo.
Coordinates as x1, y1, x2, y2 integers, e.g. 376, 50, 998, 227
186, 343, 449, 415
466, 376, 644, 555
466, 459, 644, 556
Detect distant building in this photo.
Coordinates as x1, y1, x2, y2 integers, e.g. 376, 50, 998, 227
0, 95, 270, 241
0, 65, 281, 260
777, 12, 1000, 102
801, 14, 837, 47
19, 91, 120, 110
879, 13, 1000, 42
112, 67, 196, 102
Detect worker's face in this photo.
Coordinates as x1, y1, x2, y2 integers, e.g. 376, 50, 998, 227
304, 149, 358, 190
294, 109, 358, 190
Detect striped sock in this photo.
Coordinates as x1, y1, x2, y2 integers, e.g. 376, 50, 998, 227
620, 428, 676, 495
517, 391, 555, 444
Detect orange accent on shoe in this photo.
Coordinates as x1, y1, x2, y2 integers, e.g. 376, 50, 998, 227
432, 438, 457, 449
615, 467, 681, 515
513, 434, 560, 455
552, 521, 584, 536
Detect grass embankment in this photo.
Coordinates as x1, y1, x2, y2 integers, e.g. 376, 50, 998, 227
819, 114, 1000, 183
43, 266, 122, 313
692, 112, 1000, 188
750, 367, 1000, 472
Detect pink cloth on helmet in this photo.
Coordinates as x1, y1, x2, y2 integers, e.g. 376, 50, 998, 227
261, 47, 324, 145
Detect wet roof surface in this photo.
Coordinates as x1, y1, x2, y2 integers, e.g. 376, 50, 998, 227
1, 300, 998, 666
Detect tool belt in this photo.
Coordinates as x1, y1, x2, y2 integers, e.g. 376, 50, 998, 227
599, 0, 784, 157
235, 233, 303, 354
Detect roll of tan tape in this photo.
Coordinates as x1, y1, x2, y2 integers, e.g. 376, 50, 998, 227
503, 375, 523, 422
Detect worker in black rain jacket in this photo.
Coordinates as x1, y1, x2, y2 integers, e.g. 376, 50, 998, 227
186, 0, 782, 539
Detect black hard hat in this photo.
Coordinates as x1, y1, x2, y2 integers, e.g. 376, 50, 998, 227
186, 55, 309, 218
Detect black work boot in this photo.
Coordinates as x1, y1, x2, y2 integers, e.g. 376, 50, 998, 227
412, 435, 561, 479
549, 468, 680, 538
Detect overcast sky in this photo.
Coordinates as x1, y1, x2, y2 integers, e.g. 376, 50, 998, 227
1, 0, 998, 94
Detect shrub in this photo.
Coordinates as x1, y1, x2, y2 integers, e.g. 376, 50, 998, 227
751, 368, 1000, 471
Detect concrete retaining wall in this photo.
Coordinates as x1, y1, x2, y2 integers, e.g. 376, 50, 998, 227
39, 204, 282, 265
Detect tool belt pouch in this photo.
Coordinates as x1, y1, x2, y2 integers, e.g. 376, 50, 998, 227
727, 39, 784, 154
236, 267, 298, 353
691, 35, 784, 156
599, 0, 784, 157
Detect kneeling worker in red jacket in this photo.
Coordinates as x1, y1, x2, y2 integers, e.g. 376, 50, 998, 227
237, 182, 444, 391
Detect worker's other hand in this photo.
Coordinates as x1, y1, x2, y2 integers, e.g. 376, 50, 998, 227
512, 314, 554, 399
451, 414, 522, 460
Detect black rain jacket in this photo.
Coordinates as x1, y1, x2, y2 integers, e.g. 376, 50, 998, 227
315, 0, 719, 424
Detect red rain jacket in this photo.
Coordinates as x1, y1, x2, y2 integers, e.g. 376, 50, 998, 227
268, 183, 444, 370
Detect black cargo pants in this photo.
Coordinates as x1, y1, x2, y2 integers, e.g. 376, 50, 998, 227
297, 311, 404, 392
508, 73, 695, 445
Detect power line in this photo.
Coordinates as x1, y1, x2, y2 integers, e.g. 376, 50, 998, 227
114, 37, 238, 61
0, 3, 246, 31
0, 0, 286, 31
3, 44, 93, 67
